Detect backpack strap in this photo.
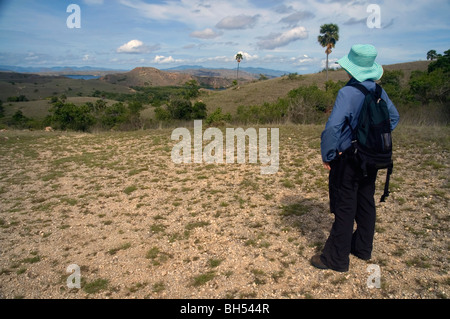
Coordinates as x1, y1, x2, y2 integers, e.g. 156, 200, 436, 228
350, 83, 384, 100
376, 83, 393, 203
350, 83, 371, 96
375, 84, 383, 99
342, 83, 369, 135
344, 83, 372, 141
380, 162, 394, 203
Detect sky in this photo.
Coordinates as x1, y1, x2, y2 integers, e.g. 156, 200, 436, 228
0, 0, 449, 74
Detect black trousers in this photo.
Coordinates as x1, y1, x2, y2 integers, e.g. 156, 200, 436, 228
321, 154, 378, 272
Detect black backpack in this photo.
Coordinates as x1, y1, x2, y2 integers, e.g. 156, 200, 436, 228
347, 83, 393, 203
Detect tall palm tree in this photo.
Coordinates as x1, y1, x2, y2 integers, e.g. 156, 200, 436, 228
318, 24, 340, 82
235, 53, 244, 85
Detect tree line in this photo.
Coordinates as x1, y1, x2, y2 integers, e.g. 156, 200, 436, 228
1, 48, 448, 131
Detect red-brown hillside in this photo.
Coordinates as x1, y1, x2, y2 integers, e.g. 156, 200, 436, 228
100, 67, 194, 87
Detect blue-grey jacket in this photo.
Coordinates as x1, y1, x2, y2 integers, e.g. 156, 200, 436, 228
321, 78, 400, 163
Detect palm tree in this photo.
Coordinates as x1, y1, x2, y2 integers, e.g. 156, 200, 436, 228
318, 24, 340, 82
235, 53, 244, 85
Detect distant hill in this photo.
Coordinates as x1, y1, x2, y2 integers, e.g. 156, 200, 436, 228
99, 67, 254, 89
241, 67, 288, 78
0, 65, 127, 76
167, 67, 259, 80
0, 64, 289, 90
164, 65, 287, 78
0, 71, 132, 101
164, 65, 204, 71
99, 67, 194, 87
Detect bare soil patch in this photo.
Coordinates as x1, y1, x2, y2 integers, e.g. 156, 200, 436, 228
0, 125, 448, 299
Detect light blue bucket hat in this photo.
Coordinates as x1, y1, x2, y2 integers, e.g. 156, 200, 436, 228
337, 44, 384, 82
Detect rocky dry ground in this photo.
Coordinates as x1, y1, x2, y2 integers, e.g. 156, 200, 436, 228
0, 124, 448, 299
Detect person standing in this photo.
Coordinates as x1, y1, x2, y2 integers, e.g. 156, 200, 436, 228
311, 44, 400, 272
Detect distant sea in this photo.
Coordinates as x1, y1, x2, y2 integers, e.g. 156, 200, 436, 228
64, 75, 101, 80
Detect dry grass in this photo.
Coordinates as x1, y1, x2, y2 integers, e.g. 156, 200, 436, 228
0, 124, 448, 299
3, 97, 119, 120
199, 70, 350, 115
0, 72, 132, 102
199, 61, 432, 116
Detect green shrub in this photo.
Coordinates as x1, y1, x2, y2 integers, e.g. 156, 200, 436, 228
11, 110, 30, 128
428, 49, 450, 73
380, 70, 404, 88
128, 100, 144, 115
100, 102, 127, 128
154, 106, 172, 122
325, 80, 346, 96
155, 98, 209, 122
83, 278, 109, 294
288, 84, 332, 113
168, 98, 193, 120
233, 83, 340, 125
409, 69, 449, 104
286, 84, 334, 124
235, 99, 288, 125
7, 95, 28, 102
379, 70, 412, 105
192, 101, 207, 120
206, 107, 232, 125
184, 80, 200, 99
50, 103, 95, 132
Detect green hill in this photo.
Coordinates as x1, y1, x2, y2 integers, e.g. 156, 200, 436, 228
199, 61, 431, 115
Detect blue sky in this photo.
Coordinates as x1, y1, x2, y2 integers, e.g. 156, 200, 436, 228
0, 0, 449, 73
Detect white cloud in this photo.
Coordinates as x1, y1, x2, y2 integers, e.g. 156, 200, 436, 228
194, 52, 258, 64
118, 0, 266, 29
236, 51, 258, 61
25, 52, 39, 61
195, 55, 232, 63
321, 58, 341, 70
190, 28, 222, 39
216, 14, 259, 30
153, 55, 183, 64
257, 26, 309, 50
82, 0, 104, 5
154, 55, 173, 63
117, 40, 159, 54
291, 54, 316, 65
